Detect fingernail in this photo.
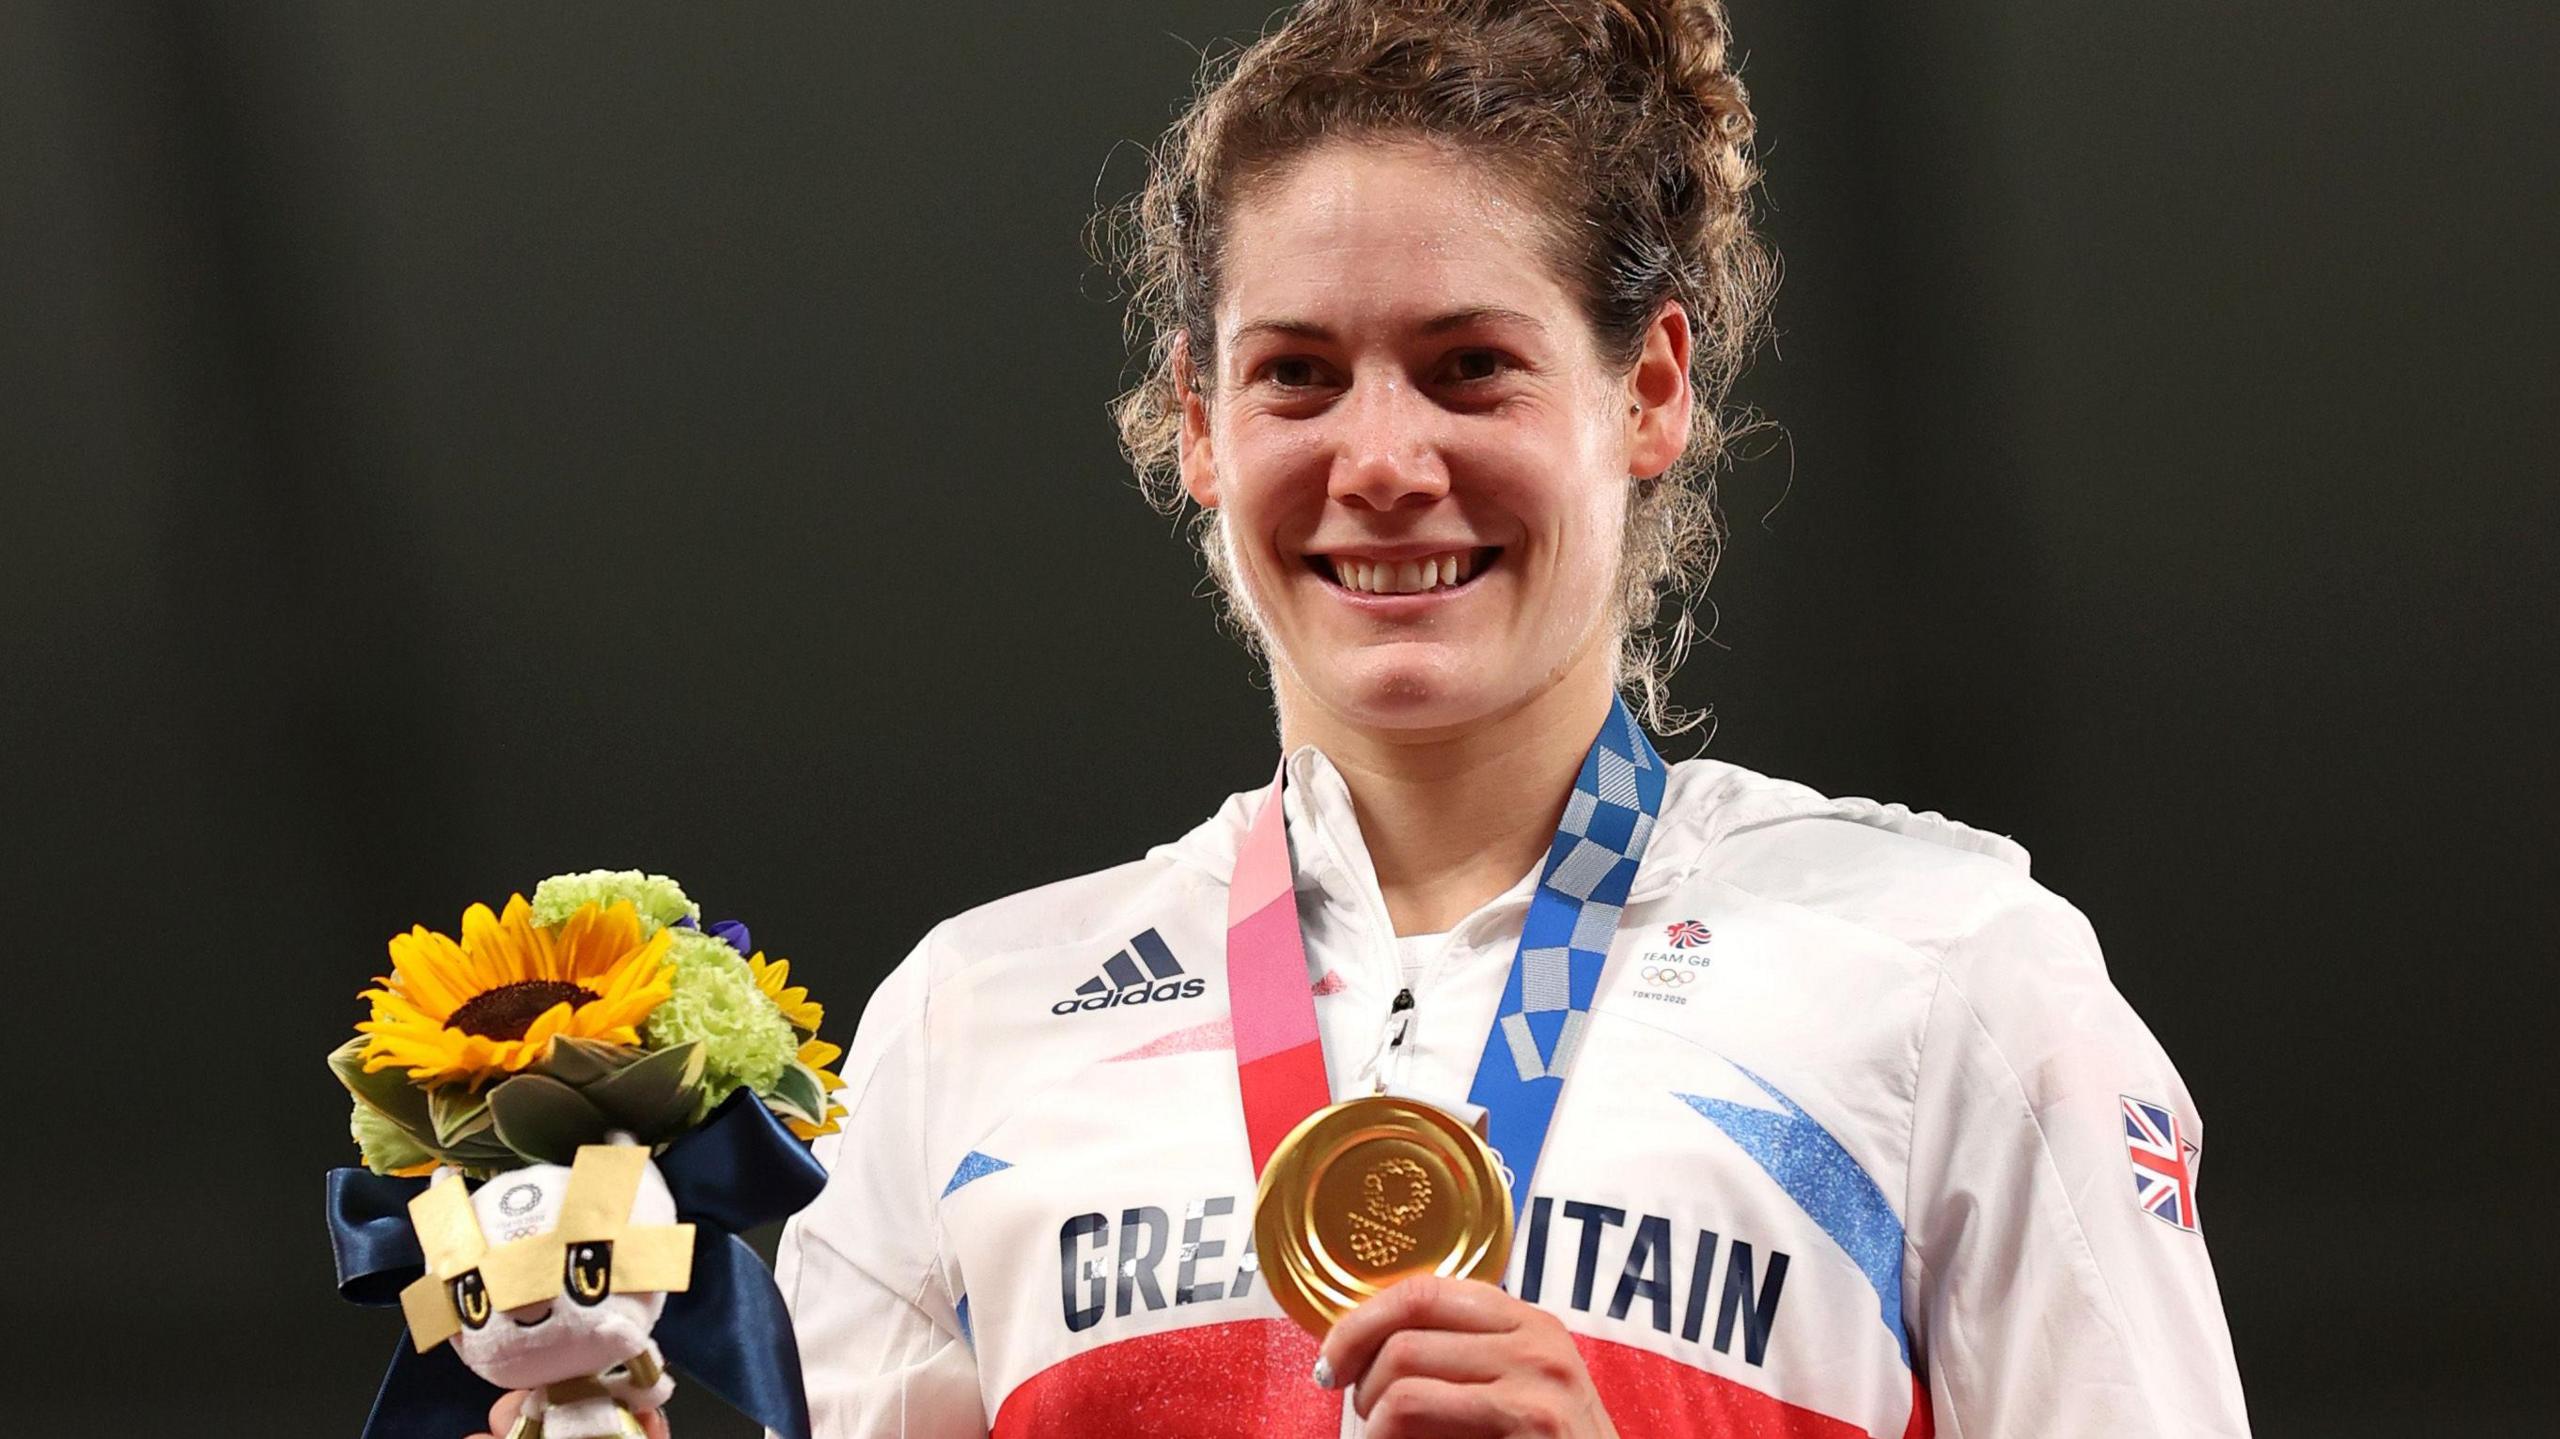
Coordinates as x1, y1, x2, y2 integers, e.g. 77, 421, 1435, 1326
1311, 1355, 1337, 1389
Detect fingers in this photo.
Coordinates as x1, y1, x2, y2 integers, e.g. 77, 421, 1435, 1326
1359, 1375, 1513, 1439
469, 1389, 526, 1439
640, 1408, 672, 1439
1322, 1278, 1610, 1436
1350, 1327, 1510, 1418
1322, 1275, 1521, 1391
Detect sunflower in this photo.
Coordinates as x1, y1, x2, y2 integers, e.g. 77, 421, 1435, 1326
357, 895, 675, 1089
744, 952, 847, 1138
747, 953, 824, 1033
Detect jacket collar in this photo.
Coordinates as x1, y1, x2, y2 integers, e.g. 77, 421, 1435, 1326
1154, 743, 1881, 944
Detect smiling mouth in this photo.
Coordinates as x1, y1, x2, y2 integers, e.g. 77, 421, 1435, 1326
1310, 547, 1499, 596
510, 1305, 554, 1328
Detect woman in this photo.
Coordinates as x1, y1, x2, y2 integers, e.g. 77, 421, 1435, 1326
773, 2, 2250, 1436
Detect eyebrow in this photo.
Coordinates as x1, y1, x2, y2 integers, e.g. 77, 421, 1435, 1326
1228, 306, 1550, 349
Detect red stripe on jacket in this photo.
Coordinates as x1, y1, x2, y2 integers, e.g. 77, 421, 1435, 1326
991, 1318, 1894, 1437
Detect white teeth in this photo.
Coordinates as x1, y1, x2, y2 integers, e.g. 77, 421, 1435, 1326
1327, 550, 1481, 595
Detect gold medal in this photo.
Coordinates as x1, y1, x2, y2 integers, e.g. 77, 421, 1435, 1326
1252, 1094, 1513, 1337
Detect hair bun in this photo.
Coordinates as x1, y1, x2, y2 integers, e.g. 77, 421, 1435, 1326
1592, 0, 1756, 191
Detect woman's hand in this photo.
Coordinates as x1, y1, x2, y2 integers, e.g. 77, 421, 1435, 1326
1318, 1275, 1617, 1438
467, 1390, 672, 1439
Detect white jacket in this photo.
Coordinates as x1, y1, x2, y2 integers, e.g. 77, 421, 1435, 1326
777, 749, 2251, 1437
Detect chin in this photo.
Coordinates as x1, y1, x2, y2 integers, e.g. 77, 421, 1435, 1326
1316, 651, 1514, 733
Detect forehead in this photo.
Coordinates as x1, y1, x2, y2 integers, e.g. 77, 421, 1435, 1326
1216, 140, 1581, 343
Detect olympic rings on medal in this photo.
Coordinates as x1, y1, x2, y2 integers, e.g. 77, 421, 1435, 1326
1640, 965, 1698, 986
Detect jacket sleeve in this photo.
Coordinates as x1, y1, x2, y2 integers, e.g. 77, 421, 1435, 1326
774, 935, 989, 1438
1903, 894, 2251, 1438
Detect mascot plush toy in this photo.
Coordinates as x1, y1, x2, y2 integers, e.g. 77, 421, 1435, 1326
327, 876, 833, 1439
401, 1139, 693, 1439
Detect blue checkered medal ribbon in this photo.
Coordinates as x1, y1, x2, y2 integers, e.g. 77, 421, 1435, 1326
1464, 696, 1666, 1226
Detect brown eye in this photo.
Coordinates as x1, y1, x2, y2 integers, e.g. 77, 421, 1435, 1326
1268, 358, 1320, 388
1444, 349, 1504, 382
565, 1241, 613, 1305
451, 1269, 492, 1329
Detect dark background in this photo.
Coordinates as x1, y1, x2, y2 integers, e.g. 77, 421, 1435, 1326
4, 2, 2553, 1434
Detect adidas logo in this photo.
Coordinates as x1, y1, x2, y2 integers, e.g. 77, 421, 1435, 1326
1051, 929, 1207, 1016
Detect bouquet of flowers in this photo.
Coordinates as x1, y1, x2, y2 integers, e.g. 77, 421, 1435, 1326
324, 870, 838, 1439
329, 868, 845, 1175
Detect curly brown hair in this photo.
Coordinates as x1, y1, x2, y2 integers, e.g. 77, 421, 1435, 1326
1099, 0, 1773, 731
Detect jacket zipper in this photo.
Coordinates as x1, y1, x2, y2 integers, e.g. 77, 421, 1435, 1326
1383, 986, 1415, 1087
1366, 986, 1417, 1095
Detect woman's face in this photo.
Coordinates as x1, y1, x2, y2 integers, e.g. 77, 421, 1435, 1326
1180, 140, 1689, 737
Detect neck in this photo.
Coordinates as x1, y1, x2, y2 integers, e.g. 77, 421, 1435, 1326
1276, 654, 1617, 936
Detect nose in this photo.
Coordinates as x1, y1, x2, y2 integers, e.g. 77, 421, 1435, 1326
1327, 371, 1449, 512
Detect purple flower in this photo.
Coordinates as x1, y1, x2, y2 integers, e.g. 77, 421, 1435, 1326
709, 919, 753, 956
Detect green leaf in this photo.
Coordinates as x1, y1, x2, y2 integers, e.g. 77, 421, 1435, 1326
353, 1101, 445, 1163
328, 1038, 434, 1135
766, 1061, 826, 1125
587, 1042, 706, 1138
488, 1074, 615, 1166
349, 1098, 437, 1173
427, 1085, 496, 1148
540, 1035, 644, 1087
435, 1134, 521, 1172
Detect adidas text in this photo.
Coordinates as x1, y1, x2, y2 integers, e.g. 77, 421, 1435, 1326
1052, 977, 1208, 1016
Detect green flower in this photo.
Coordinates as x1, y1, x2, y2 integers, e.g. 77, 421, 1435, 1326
531, 870, 699, 936
642, 928, 797, 1104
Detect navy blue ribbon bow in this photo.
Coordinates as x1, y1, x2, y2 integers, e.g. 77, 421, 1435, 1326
326, 1089, 828, 1439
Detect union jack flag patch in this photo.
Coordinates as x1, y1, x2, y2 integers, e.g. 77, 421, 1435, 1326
2122, 1095, 2201, 1233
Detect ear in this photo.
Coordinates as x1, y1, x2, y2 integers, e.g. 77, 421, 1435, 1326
1626, 300, 1694, 480
1174, 332, 1220, 508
